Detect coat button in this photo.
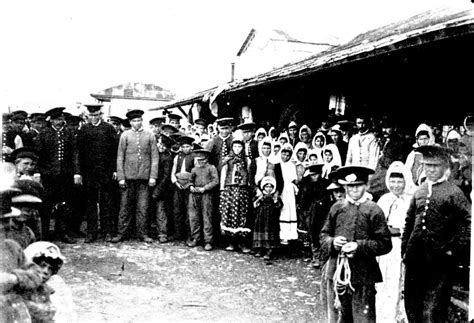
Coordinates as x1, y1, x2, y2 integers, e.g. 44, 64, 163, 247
422, 226, 426, 230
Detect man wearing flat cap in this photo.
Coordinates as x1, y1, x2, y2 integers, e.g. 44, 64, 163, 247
113, 109, 158, 243
76, 104, 118, 243
34, 107, 81, 243
402, 145, 471, 323
167, 113, 182, 129
237, 122, 259, 169
320, 165, 392, 322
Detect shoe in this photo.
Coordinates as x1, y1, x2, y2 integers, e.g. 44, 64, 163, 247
187, 240, 198, 247
111, 235, 124, 243
225, 244, 235, 251
239, 243, 251, 254
105, 234, 113, 242
159, 237, 168, 243
141, 235, 154, 243
280, 239, 289, 245
254, 249, 263, 257
204, 243, 213, 251
84, 235, 96, 243
263, 249, 273, 261
61, 235, 77, 244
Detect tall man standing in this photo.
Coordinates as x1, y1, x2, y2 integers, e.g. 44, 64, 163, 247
345, 114, 380, 170
402, 145, 471, 322
77, 104, 118, 243
35, 107, 81, 243
112, 109, 158, 243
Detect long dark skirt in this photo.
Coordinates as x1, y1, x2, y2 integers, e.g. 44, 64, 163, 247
220, 186, 250, 238
253, 196, 281, 249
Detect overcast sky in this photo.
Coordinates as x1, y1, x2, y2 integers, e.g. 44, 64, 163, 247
0, 0, 468, 112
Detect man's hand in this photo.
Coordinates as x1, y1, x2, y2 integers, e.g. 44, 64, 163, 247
119, 180, 127, 190
148, 178, 156, 187
2, 146, 13, 154
175, 182, 183, 190
333, 236, 348, 250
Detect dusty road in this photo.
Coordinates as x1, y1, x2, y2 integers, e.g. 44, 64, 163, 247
59, 240, 324, 322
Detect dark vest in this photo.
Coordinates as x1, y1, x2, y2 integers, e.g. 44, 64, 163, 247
175, 153, 194, 174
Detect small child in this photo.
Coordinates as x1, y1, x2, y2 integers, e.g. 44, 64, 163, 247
296, 164, 331, 268
171, 135, 196, 241
187, 149, 219, 250
22, 241, 65, 323
252, 176, 283, 261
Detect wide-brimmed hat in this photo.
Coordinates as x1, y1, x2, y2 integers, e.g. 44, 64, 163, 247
335, 166, 374, 185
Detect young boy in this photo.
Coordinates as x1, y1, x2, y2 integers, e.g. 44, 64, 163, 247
170, 135, 195, 242
151, 134, 176, 243
320, 165, 392, 322
297, 164, 330, 268
187, 149, 219, 250
23, 241, 65, 322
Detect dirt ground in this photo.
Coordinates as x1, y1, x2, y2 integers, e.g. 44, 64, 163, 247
58, 239, 325, 323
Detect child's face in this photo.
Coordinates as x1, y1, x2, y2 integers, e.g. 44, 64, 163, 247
281, 150, 291, 162
273, 146, 281, 154
300, 131, 309, 142
309, 155, 318, 163
388, 177, 406, 196
181, 144, 192, 154
38, 260, 54, 283
261, 144, 271, 157
324, 151, 333, 163
315, 137, 324, 148
279, 138, 288, 145
257, 134, 265, 141
332, 189, 346, 201
197, 158, 208, 167
345, 183, 367, 201
310, 173, 320, 182
416, 135, 430, 147
233, 143, 243, 155
263, 184, 274, 194
297, 150, 306, 162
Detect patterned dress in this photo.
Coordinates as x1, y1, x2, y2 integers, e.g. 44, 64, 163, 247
219, 155, 251, 237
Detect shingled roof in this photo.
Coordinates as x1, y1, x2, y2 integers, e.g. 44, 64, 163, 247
157, 4, 474, 110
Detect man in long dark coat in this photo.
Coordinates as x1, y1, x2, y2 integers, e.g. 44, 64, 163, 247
401, 145, 471, 323
34, 107, 81, 243
76, 104, 118, 242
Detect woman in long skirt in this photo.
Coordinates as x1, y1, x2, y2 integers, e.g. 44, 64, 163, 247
219, 136, 251, 252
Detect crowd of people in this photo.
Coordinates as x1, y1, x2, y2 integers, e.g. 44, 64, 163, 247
1, 104, 472, 322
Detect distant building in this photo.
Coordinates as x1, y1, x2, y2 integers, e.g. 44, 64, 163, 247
90, 82, 176, 120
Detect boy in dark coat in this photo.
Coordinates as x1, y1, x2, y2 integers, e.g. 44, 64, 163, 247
187, 149, 219, 250
151, 134, 175, 243
401, 145, 471, 323
320, 165, 392, 322
170, 135, 195, 242
297, 164, 331, 268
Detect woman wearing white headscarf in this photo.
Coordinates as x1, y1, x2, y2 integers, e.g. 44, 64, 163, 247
279, 143, 298, 244
299, 124, 313, 150
250, 137, 283, 195
277, 132, 290, 147
254, 128, 267, 142
292, 142, 308, 184
311, 131, 327, 163
376, 161, 414, 323
321, 143, 342, 179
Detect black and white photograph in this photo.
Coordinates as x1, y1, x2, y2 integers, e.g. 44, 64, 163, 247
1, 0, 472, 322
